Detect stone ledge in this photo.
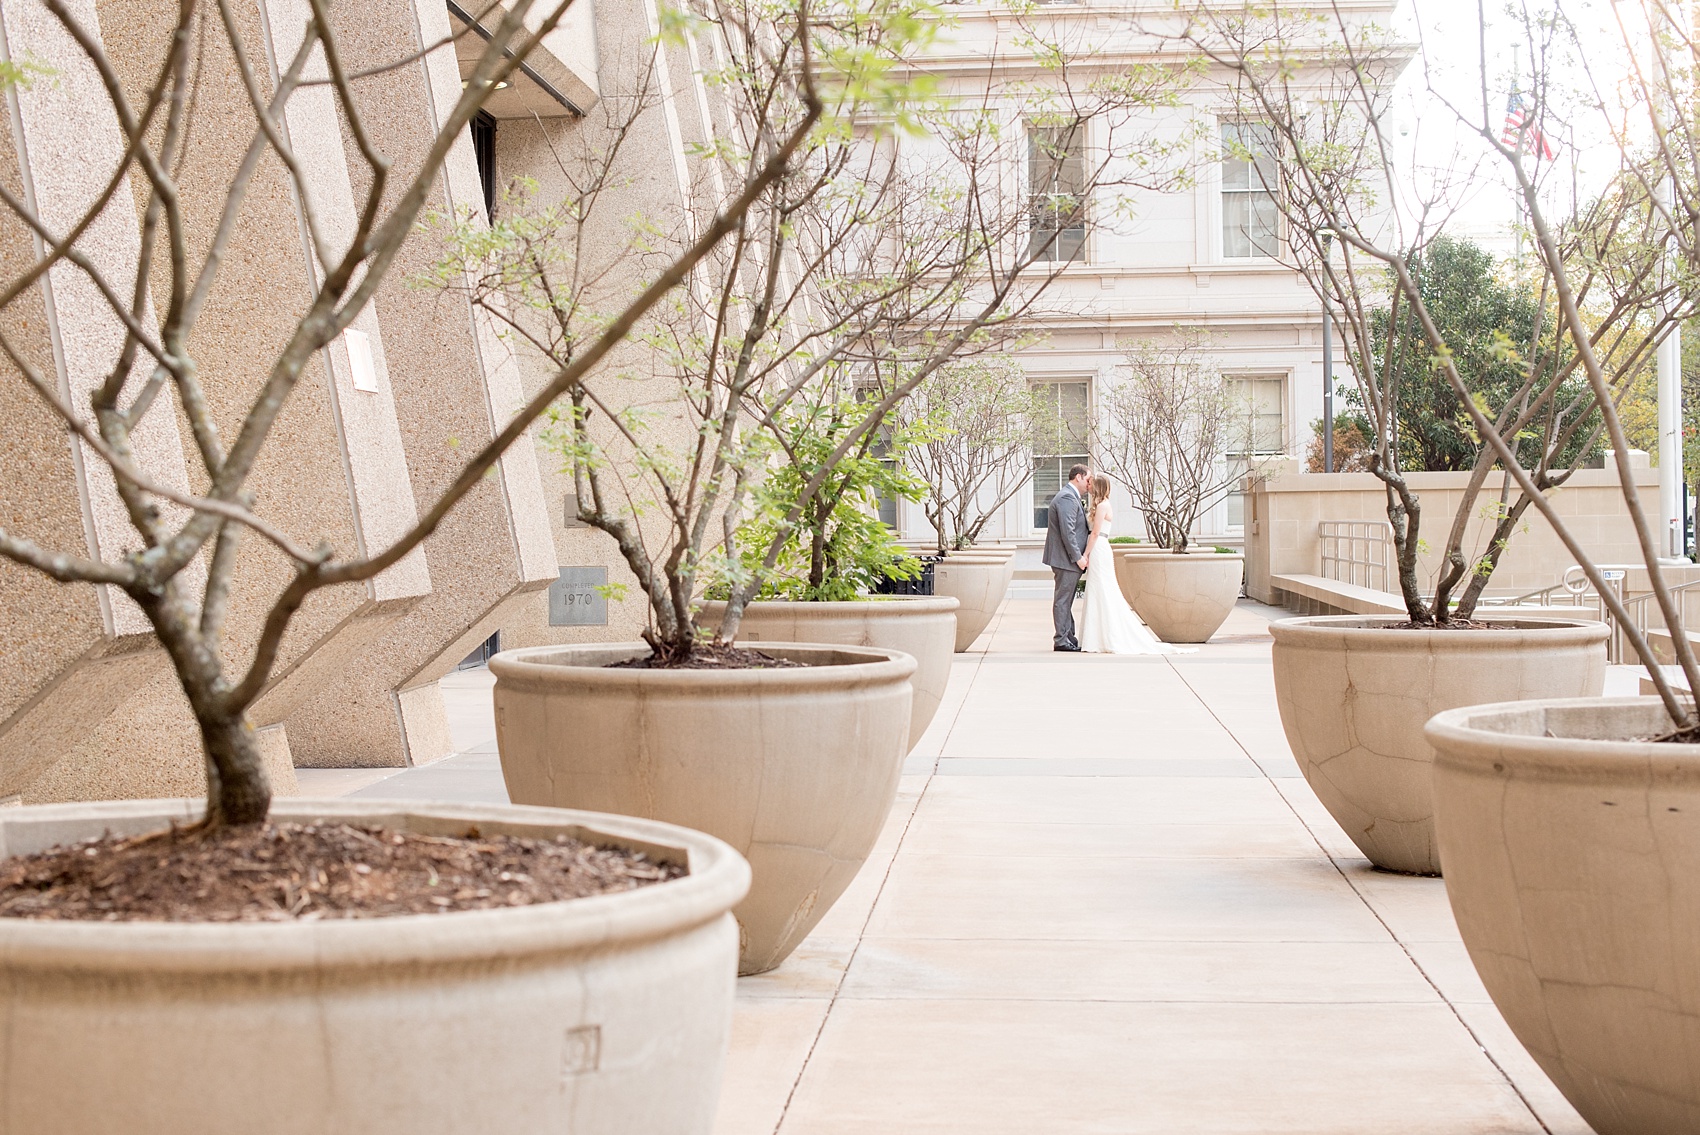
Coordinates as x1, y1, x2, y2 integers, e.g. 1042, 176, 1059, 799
1270, 574, 1406, 617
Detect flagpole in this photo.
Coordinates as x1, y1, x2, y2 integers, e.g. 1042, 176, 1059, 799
1510, 44, 1523, 277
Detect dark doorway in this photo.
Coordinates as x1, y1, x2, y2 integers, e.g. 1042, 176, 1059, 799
457, 630, 500, 670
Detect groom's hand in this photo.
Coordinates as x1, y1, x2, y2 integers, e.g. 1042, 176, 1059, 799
1077, 556, 1089, 570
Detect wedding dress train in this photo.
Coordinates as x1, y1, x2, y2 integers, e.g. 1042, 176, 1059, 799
1078, 525, 1195, 655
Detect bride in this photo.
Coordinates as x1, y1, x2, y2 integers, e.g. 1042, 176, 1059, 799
1079, 473, 1195, 655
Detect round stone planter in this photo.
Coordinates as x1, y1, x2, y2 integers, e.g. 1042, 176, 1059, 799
0, 797, 749, 1135
1270, 616, 1608, 874
1426, 697, 1700, 1135
491, 642, 915, 974
934, 551, 1015, 652
697, 596, 956, 751
1112, 550, 1244, 643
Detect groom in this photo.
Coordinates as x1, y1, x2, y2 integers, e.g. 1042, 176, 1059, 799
1043, 464, 1092, 652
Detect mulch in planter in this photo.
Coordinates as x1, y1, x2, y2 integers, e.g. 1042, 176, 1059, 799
1382, 620, 1497, 630
609, 642, 806, 670
0, 821, 683, 922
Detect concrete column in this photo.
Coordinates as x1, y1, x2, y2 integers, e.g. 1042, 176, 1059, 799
0, 0, 196, 635
0, 0, 296, 801
257, 0, 433, 602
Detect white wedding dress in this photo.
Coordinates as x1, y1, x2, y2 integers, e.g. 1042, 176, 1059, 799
1078, 511, 1196, 655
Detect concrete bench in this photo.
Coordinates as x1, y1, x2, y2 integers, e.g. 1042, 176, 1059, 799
1269, 574, 1406, 617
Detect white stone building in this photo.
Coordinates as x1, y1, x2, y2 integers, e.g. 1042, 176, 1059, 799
889, 1, 1399, 550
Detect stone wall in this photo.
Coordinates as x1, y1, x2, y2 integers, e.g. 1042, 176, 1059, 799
1243, 455, 1700, 617
0, 0, 620, 799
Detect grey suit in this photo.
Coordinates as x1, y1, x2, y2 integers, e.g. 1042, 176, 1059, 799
1042, 483, 1089, 649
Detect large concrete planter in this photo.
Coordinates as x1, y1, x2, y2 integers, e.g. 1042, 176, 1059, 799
1426, 697, 1700, 1135
1269, 616, 1608, 874
697, 596, 956, 751
0, 797, 749, 1135
934, 550, 1015, 651
1112, 550, 1244, 643
491, 642, 915, 974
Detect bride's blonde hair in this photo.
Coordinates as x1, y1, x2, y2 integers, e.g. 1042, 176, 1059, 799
1089, 473, 1113, 519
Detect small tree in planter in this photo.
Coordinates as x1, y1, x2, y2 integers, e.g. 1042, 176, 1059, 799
1168, 0, 1695, 874
1177, 6, 1673, 625
1415, 7, 1700, 1130
1083, 332, 1256, 643
451, 11, 1198, 660
717, 396, 933, 602
467, 11, 1205, 970
895, 356, 1040, 553
1091, 331, 1261, 553
0, 0, 817, 1124
0, 0, 820, 829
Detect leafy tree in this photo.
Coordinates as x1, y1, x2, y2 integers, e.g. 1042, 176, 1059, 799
1367, 237, 1550, 471
714, 400, 930, 602
1305, 413, 1375, 472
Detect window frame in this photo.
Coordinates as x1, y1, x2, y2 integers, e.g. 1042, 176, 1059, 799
1029, 378, 1092, 531
1219, 119, 1281, 260
1027, 120, 1090, 264
1223, 373, 1287, 530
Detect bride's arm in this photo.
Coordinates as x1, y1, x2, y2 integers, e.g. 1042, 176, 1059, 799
1086, 501, 1107, 561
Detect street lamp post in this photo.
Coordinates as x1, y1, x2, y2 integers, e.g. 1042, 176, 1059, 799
1320, 232, 1334, 474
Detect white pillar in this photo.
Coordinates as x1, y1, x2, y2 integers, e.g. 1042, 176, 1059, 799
1659, 321, 1684, 557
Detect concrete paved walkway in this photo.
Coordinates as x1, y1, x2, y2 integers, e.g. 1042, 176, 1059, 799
298, 598, 1598, 1134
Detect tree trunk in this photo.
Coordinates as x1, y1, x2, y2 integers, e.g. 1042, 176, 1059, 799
197, 711, 272, 828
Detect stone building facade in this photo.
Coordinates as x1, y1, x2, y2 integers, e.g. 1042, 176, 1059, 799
0, 0, 701, 798
889, 2, 1400, 549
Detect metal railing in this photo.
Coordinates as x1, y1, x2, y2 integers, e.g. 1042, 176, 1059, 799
1318, 520, 1393, 591
1481, 565, 1700, 663
1477, 565, 1599, 610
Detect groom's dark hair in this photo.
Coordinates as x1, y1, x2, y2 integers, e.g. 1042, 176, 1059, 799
1068, 463, 1089, 481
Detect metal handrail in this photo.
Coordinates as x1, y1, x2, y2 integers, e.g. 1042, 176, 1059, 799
1318, 520, 1392, 592
1481, 566, 1700, 663
1477, 565, 1596, 609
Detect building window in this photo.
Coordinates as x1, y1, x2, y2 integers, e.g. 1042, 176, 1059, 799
854, 382, 901, 529
1031, 380, 1090, 529
472, 111, 498, 218
1225, 375, 1285, 527
1221, 121, 1279, 258
1028, 123, 1087, 262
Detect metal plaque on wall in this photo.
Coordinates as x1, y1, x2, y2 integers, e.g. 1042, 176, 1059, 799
549, 566, 608, 627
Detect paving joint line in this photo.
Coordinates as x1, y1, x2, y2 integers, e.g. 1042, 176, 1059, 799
764, 594, 1008, 1134
1163, 625, 1557, 1135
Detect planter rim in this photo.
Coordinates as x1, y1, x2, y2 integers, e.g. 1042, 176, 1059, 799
1270, 613, 1609, 649
0, 798, 750, 974
490, 641, 916, 694
698, 595, 960, 615
1426, 695, 1700, 776
1113, 549, 1244, 561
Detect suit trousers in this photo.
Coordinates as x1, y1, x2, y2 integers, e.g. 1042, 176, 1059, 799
1052, 567, 1082, 648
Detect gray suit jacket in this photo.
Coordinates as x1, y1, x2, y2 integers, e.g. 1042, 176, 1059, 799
1042, 483, 1088, 571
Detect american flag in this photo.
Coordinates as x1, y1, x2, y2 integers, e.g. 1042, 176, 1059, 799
1501, 90, 1556, 160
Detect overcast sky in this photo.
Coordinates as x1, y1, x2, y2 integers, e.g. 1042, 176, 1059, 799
1388, 0, 1648, 256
